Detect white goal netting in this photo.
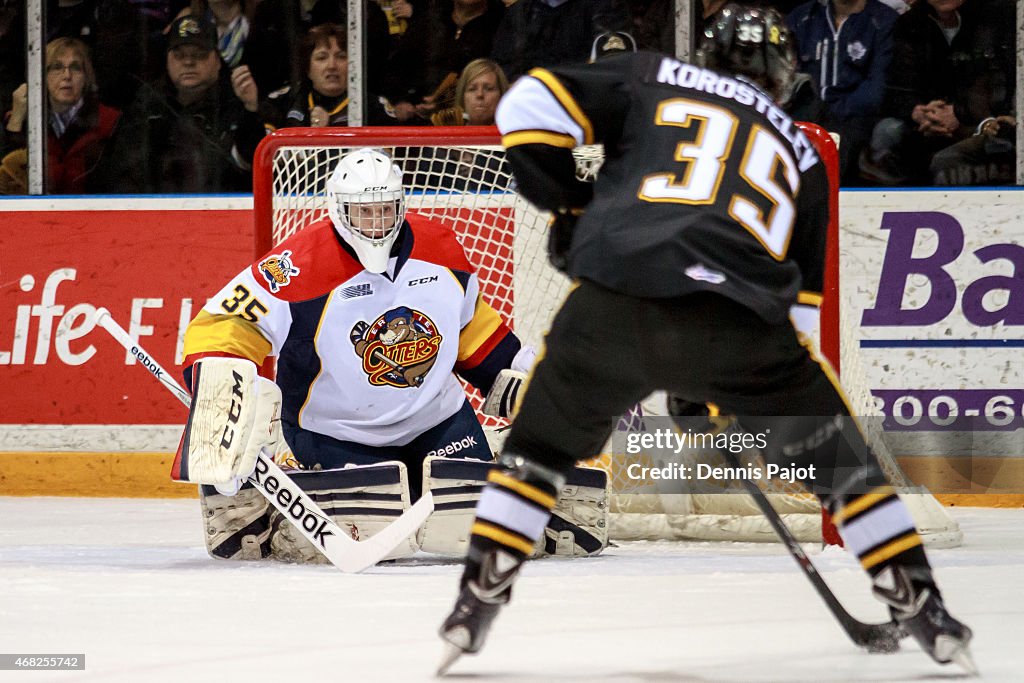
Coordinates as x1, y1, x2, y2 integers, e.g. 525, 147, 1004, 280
254, 128, 960, 546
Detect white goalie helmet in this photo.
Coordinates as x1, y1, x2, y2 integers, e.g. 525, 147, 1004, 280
326, 149, 407, 273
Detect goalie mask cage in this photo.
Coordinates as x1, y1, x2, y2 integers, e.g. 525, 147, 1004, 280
253, 125, 961, 547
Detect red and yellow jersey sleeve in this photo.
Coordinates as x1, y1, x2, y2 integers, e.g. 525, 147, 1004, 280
455, 294, 521, 395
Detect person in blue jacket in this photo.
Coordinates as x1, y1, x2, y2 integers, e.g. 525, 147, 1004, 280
786, 0, 898, 184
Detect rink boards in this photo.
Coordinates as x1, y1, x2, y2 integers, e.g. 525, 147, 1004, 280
0, 190, 1021, 501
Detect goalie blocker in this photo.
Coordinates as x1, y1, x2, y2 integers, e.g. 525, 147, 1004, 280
201, 456, 608, 562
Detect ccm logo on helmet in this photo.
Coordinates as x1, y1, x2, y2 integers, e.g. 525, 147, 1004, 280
363, 185, 390, 191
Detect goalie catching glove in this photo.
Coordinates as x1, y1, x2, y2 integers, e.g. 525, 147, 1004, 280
175, 357, 283, 496
482, 369, 525, 419
481, 346, 536, 419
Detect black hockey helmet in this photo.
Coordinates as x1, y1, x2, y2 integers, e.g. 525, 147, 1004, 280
696, 3, 796, 102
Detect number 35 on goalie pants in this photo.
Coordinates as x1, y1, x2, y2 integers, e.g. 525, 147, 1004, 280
419, 456, 609, 558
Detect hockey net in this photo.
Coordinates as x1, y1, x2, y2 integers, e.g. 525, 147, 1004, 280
253, 126, 960, 547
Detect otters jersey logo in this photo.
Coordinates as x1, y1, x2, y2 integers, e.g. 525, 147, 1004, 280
350, 306, 442, 388
258, 250, 301, 293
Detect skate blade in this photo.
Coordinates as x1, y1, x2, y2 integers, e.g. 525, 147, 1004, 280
436, 642, 465, 677
935, 635, 978, 676
950, 646, 978, 676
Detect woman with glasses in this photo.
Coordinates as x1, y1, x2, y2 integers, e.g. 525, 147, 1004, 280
0, 37, 120, 194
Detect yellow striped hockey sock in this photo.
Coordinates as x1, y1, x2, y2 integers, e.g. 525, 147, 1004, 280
833, 486, 930, 575
468, 469, 559, 560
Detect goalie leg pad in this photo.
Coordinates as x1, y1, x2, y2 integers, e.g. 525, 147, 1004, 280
418, 456, 609, 558
267, 461, 419, 564
199, 484, 271, 560
541, 465, 609, 557
418, 457, 492, 556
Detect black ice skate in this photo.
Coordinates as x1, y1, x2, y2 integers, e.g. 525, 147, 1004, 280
437, 548, 522, 676
872, 565, 976, 674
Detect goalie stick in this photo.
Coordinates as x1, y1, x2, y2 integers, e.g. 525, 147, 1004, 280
687, 416, 904, 653
93, 307, 434, 573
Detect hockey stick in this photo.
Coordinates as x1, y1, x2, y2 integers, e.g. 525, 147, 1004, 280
93, 307, 434, 573
676, 415, 903, 653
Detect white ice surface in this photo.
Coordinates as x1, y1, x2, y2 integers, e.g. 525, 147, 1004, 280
0, 498, 1020, 683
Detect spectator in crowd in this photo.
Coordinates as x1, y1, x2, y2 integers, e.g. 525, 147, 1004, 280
407, 58, 510, 191
1, 38, 121, 194
262, 23, 393, 130
46, 0, 187, 110
95, 16, 263, 193
384, 0, 505, 124
786, 0, 898, 184
861, 0, 1015, 184
397, 58, 503, 186
246, 0, 390, 97
490, 0, 629, 82
430, 57, 508, 126
930, 112, 1015, 185
174, 0, 251, 69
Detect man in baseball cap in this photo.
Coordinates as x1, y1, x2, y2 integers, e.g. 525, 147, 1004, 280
93, 15, 263, 193
167, 16, 218, 54
165, 17, 223, 102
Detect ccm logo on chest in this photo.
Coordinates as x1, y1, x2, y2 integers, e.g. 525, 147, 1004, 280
408, 276, 438, 287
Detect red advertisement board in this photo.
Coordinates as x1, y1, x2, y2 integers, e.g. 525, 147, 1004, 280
1, 198, 254, 425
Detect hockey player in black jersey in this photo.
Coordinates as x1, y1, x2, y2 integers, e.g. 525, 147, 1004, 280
437, 4, 973, 675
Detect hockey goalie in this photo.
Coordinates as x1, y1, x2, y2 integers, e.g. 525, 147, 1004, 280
174, 149, 608, 563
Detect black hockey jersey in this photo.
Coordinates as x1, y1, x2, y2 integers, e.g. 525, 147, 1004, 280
494, 51, 831, 324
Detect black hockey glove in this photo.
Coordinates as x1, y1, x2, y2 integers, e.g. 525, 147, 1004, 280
548, 209, 580, 274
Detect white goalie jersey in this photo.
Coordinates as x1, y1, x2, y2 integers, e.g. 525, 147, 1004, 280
181, 214, 525, 447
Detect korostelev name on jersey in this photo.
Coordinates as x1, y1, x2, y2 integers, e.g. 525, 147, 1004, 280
654, 57, 819, 172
